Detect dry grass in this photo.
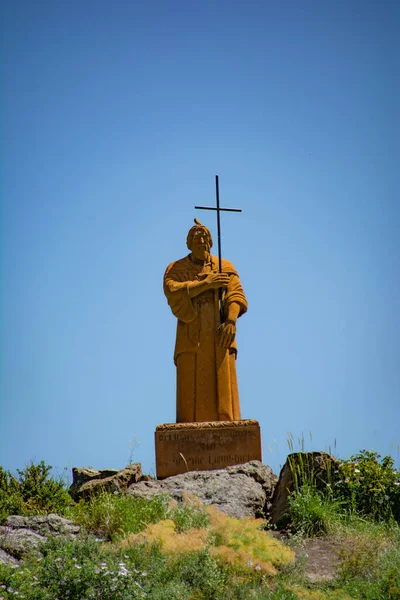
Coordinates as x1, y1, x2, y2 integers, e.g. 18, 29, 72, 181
120, 499, 295, 577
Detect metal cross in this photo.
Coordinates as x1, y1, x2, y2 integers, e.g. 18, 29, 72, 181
195, 175, 242, 322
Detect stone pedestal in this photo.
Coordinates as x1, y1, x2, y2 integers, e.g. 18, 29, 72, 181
155, 420, 262, 479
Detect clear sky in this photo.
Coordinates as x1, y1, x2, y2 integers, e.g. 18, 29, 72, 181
1, 0, 399, 480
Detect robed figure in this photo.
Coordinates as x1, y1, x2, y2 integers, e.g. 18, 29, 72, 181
164, 220, 248, 423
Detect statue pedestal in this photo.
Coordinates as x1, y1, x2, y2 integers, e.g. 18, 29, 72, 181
155, 420, 262, 479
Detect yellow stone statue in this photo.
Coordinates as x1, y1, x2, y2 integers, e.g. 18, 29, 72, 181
164, 220, 248, 423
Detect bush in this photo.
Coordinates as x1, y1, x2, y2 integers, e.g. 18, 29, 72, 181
334, 450, 400, 522
0, 461, 73, 522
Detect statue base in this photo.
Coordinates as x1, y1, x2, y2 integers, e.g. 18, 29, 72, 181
154, 420, 262, 479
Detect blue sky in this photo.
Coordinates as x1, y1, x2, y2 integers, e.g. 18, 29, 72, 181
1, 0, 399, 480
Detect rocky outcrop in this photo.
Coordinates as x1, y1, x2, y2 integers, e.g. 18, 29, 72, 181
0, 514, 80, 566
269, 452, 339, 526
69, 463, 149, 500
6, 514, 80, 537
128, 461, 277, 519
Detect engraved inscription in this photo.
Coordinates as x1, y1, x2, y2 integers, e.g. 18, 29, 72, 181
155, 422, 262, 479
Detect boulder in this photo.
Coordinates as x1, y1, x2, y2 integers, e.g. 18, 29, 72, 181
69, 463, 145, 500
269, 452, 339, 526
128, 460, 277, 519
5, 514, 80, 537
0, 514, 80, 566
0, 547, 20, 568
0, 526, 45, 560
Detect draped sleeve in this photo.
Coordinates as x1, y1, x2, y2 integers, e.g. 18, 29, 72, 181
163, 257, 197, 323
221, 259, 248, 318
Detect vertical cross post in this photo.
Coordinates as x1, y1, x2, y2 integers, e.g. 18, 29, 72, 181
195, 175, 242, 323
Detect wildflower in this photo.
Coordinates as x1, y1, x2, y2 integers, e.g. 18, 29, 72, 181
354, 468, 360, 473
384, 495, 389, 501
344, 478, 349, 483
74, 565, 82, 569
326, 483, 331, 487
394, 482, 400, 486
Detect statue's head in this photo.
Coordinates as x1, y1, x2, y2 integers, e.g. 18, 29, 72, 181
187, 219, 213, 261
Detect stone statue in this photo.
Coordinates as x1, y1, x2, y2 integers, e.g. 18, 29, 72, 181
164, 219, 248, 423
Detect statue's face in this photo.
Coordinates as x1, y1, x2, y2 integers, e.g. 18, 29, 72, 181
190, 228, 211, 261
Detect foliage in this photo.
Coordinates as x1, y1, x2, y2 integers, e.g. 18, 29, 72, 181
0, 462, 73, 522
337, 532, 400, 600
124, 503, 295, 577
70, 491, 209, 541
0, 535, 148, 599
70, 491, 171, 540
289, 485, 343, 536
334, 450, 400, 522
170, 494, 209, 533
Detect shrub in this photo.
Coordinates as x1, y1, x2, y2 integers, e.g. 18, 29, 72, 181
334, 450, 400, 522
0, 461, 73, 521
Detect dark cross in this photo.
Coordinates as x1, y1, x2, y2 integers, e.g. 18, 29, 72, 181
195, 175, 242, 323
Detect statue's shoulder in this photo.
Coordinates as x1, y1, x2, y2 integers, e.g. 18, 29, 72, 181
164, 255, 192, 276
217, 256, 238, 275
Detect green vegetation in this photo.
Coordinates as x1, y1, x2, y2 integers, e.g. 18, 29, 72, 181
0, 461, 73, 522
0, 451, 399, 599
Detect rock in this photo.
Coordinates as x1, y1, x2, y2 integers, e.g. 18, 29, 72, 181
269, 452, 339, 526
69, 467, 119, 498
0, 547, 20, 568
128, 460, 277, 519
69, 463, 145, 500
0, 514, 80, 565
5, 514, 80, 537
0, 526, 45, 559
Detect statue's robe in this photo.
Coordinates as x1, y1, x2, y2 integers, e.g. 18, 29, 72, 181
164, 254, 248, 423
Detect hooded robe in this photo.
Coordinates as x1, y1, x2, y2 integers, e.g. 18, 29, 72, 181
164, 254, 248, 423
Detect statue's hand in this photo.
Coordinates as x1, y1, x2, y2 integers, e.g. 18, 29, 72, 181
217, 320, 236, 349
205, 272, 230, 290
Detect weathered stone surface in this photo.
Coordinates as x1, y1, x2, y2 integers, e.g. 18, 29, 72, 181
0, 514, 80, 565
6, 514, 80, 537
128, 460, 276, 519
269, 452, 339, 526
0, 547, 19, 567
69, 467, 119, 498
0, 526, 45, 559
69, 463, 145, 500
155, 420, 262, 478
